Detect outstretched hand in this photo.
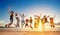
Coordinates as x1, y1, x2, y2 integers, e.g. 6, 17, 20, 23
8, 6, 11, 13
8, 6, 10, 11
54, 15, 56, 18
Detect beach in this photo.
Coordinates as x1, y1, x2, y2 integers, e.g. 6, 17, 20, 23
0, 23, 60, 35
0, 30, 60, 35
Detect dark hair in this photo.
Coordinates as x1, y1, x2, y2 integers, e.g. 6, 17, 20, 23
30, 17, 32, 18
44, 15, 46, 17
11, 11, 14, 13
26, 19, 29, 21
22, 14, 24, 16
16, 17, 19, 19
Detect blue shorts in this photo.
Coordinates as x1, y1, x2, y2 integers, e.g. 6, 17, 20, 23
21, 20, 25, 23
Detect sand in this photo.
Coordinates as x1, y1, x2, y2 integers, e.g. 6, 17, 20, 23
0, 30, 60, 35
0, 24, 60, 35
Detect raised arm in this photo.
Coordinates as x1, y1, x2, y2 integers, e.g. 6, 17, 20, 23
19, 13, 22, 17
8, 6, 11, 13
54, 15, 56, 19
40, 14, 41, 17
24, 15, 26, 17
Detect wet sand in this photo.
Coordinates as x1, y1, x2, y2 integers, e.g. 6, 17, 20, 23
0, 30, 60, 35
0, 24, 60, 35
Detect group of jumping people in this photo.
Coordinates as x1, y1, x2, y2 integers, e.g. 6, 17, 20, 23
5, 7, 56, 29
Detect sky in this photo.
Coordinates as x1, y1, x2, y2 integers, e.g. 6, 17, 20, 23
0, 0, 60, 23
